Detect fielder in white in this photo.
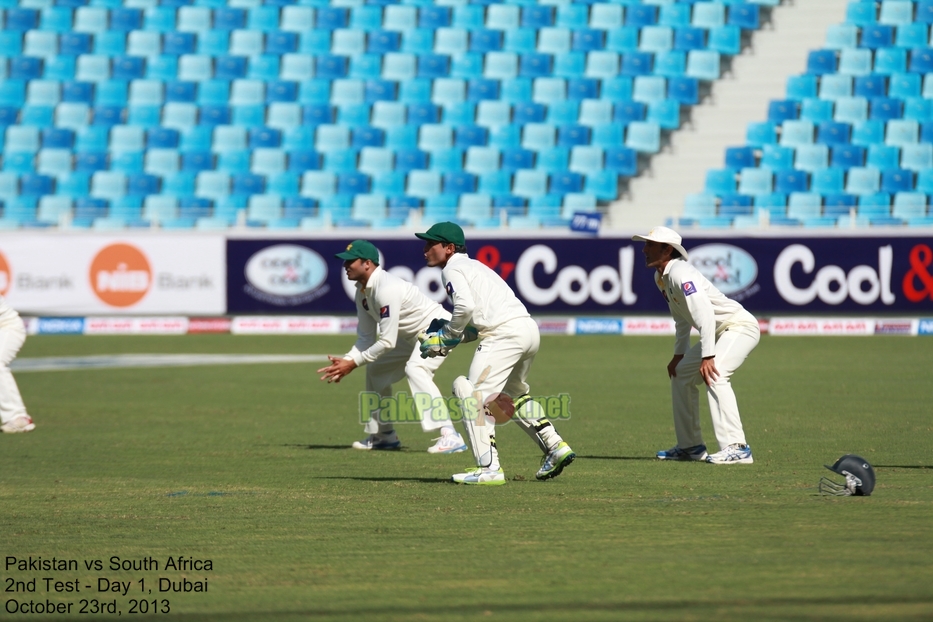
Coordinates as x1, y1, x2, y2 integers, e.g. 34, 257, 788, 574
0, 296, 35, 434
318, 240, 467, 454
633, 226, 759, 465
416, 222, 575, 485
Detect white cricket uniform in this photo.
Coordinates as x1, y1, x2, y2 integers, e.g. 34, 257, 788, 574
656, 258, 760, 450
0, 296, 29, 425
441, 253, 539, 402
343, 266, 452, 433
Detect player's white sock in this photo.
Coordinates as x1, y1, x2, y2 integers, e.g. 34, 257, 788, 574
440, 425, 457, 437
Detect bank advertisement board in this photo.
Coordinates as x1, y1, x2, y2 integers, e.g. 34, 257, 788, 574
227, 237, 933, 315
0, 235, 225, 315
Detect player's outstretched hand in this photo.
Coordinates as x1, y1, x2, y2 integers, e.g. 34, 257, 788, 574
318, 355, 357, 384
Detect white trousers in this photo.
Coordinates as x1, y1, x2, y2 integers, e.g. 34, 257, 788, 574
0, 321, 28, 424
363, 337, 450, 434
468, 317, 539, 400
671, 324, 759, 451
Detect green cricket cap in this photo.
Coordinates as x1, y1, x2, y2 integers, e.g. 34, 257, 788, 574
415, 221, 465, 246
335, 240, 380, 264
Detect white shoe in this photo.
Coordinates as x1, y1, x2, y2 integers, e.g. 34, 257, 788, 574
656, 444, 708, 461
536, 442, 576, 480
351, 432, 401, 450
452, 467, 506, 486
1, 416, 35, 434
427, 432, 467, 454
706, 444, 753, 464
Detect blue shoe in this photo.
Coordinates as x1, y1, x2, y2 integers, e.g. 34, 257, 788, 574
656, 444, 708, 461
706, 444, 753, 464
352, 432, 401, 451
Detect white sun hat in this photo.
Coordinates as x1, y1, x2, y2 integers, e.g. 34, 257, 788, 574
631, 226, 689, 260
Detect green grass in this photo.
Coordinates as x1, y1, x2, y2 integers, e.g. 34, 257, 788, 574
2, 335, 932, 621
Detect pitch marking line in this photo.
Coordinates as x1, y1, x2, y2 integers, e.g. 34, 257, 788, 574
12, 354, 331, 373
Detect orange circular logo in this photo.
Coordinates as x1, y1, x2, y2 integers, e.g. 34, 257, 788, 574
89, 243, 152, 307
0, 251, 10, 296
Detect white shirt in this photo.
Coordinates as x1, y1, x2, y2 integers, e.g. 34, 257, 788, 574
345, 266, 449, 366
656, 259, 758, 358
0, 295, 21, 328
441, 253, 529, 339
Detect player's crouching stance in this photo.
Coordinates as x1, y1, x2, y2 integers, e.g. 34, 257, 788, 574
633, 227, 759, 465
0, 296, 35, 434
318, 240, 466, 454
416, 222, 575, 485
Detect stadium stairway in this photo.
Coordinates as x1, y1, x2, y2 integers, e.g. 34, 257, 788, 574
611, 0, 851, 230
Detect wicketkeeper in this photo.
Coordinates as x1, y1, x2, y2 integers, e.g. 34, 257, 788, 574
416, 222, 576, 485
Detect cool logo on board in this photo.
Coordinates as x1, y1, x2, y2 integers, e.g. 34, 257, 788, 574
774, 244, 895, 306
245, 244, 329, 306
688, 244, 759, 301
514, 244, 638, 306
90, 243, 151, 307
0, 250, 10, 296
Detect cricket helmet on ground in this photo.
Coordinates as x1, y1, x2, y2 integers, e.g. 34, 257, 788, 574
819, 454, 875, 496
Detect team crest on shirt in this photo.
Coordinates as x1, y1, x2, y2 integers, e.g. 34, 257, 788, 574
380, 305, 390, 318
361, 298, 369, 311
682, 281, 698, 296
445, 282, 455, 297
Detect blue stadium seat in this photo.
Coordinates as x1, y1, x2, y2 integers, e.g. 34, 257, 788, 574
807, 50, 838, 75
776, 169, 810, 194
812, 167, 845, 194
886, 119, 919, 146
867, 144, 900, 169
626, 4, 658, 28
879, 1, 914, 26
846, 166, 881, 195
832, 144, 866, 168
705, 169, 737, 195
825, 24, 859, 50
738, 167, 773, 195
817, 121, 852, 146
673, 26, 707, 53
838, 48, 873, 76
901, 143, 933, 170
852, 119, 886, 145
759, 145, 793, 170
846, 2, 877, 27
623, 51, 655, 76
729, 4, 760, 30
881, 168, 914, 193
606, 27, 639, 52
501, 148, 535, 171
796, 144, 830, 171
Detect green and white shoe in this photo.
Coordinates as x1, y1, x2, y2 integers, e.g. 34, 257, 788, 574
452, 468, 506, 486
536, 442, 575, 480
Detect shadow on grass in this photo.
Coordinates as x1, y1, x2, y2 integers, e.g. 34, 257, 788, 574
135, 594, 933, 620
874, 464, 933, 470
578, 455, 656, 461
281, 444, 416, 453
316, 476, 449, 484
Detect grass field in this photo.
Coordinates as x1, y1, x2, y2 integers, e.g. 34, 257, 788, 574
1, 333, 931, 621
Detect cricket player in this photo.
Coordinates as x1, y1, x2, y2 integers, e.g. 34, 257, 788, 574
633, 226, 759, 464
318, 240, 467, 454
0, 296, 35, 434
416, 222, 575, 485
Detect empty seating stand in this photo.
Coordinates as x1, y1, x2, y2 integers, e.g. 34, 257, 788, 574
0, 0, 773, 230
687, 0, 933, 229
